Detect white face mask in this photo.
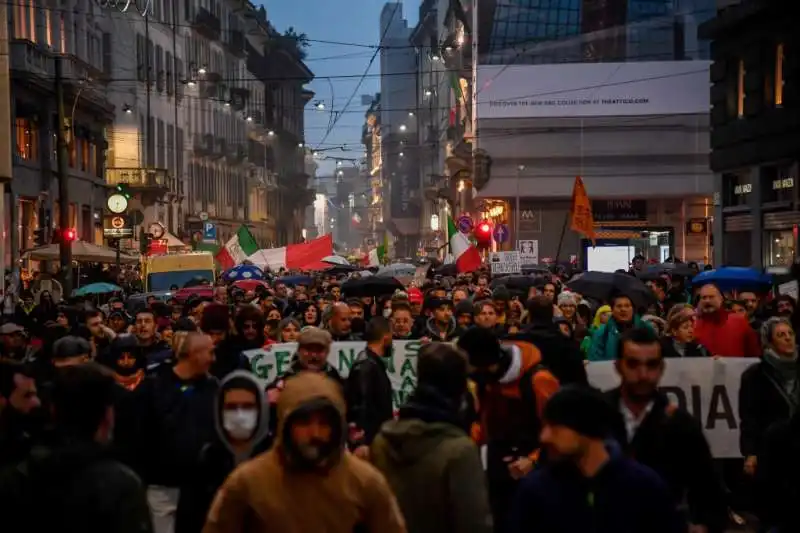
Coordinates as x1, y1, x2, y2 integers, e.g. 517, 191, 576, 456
383, 308, 392, 318
222, 408, 258, 440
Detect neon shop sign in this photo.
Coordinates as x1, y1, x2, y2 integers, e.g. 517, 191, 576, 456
95, 0, 152, 17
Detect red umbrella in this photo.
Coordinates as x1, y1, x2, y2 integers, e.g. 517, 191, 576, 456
233, 279, 269, 292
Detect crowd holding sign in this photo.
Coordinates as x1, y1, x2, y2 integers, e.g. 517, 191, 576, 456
245, 341, 755, 458
244, 340, 423, 410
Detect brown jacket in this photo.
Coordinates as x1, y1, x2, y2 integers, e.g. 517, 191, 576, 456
203, 371, 407, 533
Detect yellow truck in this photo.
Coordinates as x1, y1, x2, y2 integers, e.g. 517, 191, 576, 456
143, 252, 216, 292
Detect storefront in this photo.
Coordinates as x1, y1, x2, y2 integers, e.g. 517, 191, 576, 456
719, 162, 800, 268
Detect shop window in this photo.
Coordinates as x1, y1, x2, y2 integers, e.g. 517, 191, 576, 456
723, 171, 752, 207
68, 138, 76, 168
760, 164, 795, 203
776, 43, 785, 106
15, 118, 38, 161
764, 230, 794, 267
80, 138, 90, 172
737, 60, 745, 118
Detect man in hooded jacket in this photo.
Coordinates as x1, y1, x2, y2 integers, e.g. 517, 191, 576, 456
176, 371, 270, 533
203, 372, 406, 533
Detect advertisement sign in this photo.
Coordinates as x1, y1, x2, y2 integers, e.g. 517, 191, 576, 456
489, 251, 522, 274
477, 61, 711, 119
244, 343, 754, 458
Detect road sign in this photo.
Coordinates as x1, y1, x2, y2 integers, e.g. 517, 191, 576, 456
203, 222, 217, 242
517, 240, 539, 264
489, 251, 522, 275
199, 212, 209, 222
492, 223, 509, 243
110, 216, 126, 229
104, 227, 133, 238
456, 215, 473, 234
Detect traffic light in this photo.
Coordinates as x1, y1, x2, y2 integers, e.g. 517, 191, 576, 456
52, 228, 77, 244
139, 227, 151, 254
116, 183, 131, 199
33, 228, 46, 246
475, 220, 492, 248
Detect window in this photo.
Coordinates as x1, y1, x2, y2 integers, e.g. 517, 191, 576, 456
136, 34, 145, 81
166, 51, 173, 96
156, 45, 164, 92
776, 43, 785, 106
80, 136, 90, 172
737, 59, 745, 118
764, 230, 795, 267
15, 118, 38, 161
103, 33, 112, 75
157, 119, 165, 168
68, 136, 76, 168
146, 39, 154, 84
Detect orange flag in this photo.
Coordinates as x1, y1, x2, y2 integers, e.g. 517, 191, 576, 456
570, 176, 596, 246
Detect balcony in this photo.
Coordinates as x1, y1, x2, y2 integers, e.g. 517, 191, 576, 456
229, 87, 250, 111
226, 145, 247, 164
106, 167, 169, 194
193, 133, 215, 156
192, 8, 222, 41
250, 167, 278, 190
213, 137, 227, 158
226, 30, 246, 58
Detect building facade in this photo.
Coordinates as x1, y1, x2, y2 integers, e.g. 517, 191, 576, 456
446, 0, 716, 268
701, 0, 799, 268
6, 0, 115, 265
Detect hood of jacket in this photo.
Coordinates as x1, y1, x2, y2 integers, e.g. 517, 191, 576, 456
376, 418, 466, 465
425, 316, 457, 339
275, 371, 347, 467
214, 370, 270, 464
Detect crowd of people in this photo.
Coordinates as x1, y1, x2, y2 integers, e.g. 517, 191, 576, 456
0, 259, 799, 533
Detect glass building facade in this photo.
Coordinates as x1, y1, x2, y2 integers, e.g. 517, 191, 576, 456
482, 0, 714, 64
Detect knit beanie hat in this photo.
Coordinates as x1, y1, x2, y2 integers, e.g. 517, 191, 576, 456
200, 303, 230, 333
456, 327, 503, 368
454, 299, 474, 318
542, 386, 618, 439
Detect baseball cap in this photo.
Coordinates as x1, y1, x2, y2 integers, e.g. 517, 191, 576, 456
0, 323, 25, 335
407, 288, 423, 304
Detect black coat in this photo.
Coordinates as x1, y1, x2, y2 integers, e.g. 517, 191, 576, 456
0, 439, 153, 533
606, 389, 727, 532
345, 347, 394, 445
513, 322, 588, 386
756, 415, 800, 532
738, 360, 797, 457
209, 338, 251, 380
660, 337, 710, 358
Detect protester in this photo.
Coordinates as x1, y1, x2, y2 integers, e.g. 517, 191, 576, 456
327, 301, 359, 341
423, 298, 459, 341
0, 360, 43, 467
662, 305, 710, 358
588, 294, 653, 361
345, 317, 395, 456
371, 343, 493, 533
511, 386, 684, 533
390, 302, 417, 339
0, 364, 154, 533
203, 372, 407, 533
694, 284, 761, 357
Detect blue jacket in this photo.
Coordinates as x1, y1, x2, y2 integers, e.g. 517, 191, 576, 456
510, 444, 684, 533
587, 316, 653, 362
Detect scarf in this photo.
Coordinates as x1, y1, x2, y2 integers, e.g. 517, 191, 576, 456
762, 347, 800, 409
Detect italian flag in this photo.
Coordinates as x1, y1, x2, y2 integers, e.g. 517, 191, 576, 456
447, 216, 481, 273
368, 233, 388, 266
215, 225, 258, 270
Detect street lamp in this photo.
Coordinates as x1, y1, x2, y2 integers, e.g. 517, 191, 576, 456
399, 124, 407, 132
430, 214, 440, 231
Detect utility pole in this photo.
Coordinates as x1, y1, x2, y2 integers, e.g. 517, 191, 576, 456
55, 58, 74, 295
0, 2, 14, 295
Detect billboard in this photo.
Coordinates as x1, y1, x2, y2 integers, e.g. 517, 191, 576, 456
477, 61, 710, 119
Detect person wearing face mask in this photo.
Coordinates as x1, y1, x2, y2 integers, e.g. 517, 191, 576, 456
348, 299, 367, 335
456, 327, 560, 533
176, 371, 270, 533
345, 317, 396, 460
0, 364, 154, 533
204, 371, 406, 533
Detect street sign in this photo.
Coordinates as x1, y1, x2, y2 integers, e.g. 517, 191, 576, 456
203, 222, 217, 242
110, 216, 126, 229
456, 215, 473, 234
492, 223, 509, 243
517, 240, 539, 264
199, 212, 209, 222
489, 251, 522, 275
104, 227, 133, 238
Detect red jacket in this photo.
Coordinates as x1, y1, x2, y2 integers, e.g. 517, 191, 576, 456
695, 309, 761, 357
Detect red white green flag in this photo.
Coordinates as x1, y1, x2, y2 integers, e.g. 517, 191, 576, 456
215, 225, 258, 270
447, 216, 481, 273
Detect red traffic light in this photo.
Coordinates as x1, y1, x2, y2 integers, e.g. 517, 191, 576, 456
63, 228, 77, 241
478, 222, 491, 234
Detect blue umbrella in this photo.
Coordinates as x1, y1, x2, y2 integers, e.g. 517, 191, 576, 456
73, 282, 122, 296
223, 264, 265, 282
278, 275, 314, 286
692, 267, 772, 291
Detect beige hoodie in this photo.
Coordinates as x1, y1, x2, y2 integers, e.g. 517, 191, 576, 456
203, 371, 407, 533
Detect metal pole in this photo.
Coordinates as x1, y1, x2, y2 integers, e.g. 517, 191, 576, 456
145, 13, 151, 168
115, 239, 121, 272
0, 1, 13, 295
56, 58, 74, 295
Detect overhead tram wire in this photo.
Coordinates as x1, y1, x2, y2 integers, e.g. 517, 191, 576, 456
314, 1, 403, 150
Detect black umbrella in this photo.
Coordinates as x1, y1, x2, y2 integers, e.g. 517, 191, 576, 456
490, 275, 538, 292
342, 277, 404, 298
566, 271, 654, 309
432, 263, 458, 277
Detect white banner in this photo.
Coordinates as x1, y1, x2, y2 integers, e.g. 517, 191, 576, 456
245, 342, 756, 458
477, 61, 711, 119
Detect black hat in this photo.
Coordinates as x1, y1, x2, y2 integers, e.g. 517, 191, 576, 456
454, 300, 473, 317
542, 386, 618, 439
52, 336, 91, 360
456, 327, 503, 368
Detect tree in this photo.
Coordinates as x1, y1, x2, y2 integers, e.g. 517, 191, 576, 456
281, 26, 310, 59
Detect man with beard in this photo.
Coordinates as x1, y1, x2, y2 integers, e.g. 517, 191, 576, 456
511, 386, 683, 533
606, 327, 727, 533
694, 284, 760, 357
345, 317, 395, 459
83, 309, 115, 359
347, 299, 367, 336
422, 299, 458, 341
132, 309, 173, 373
0, 361, 43, 467
204, 372, 406, 533
326, 302, 360, 341
96, 334, 148, 391
202, 303, 250, 379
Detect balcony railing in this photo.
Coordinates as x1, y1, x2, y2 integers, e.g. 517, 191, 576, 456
193, 133, 215, 155
106, 167, 169, 190
226, 145, 247, 164
230, 87, 250, 111
192, 8, 222, 41
250, 167, 278, 190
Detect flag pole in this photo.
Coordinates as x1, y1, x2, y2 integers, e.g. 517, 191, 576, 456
554, 211, 569, 265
